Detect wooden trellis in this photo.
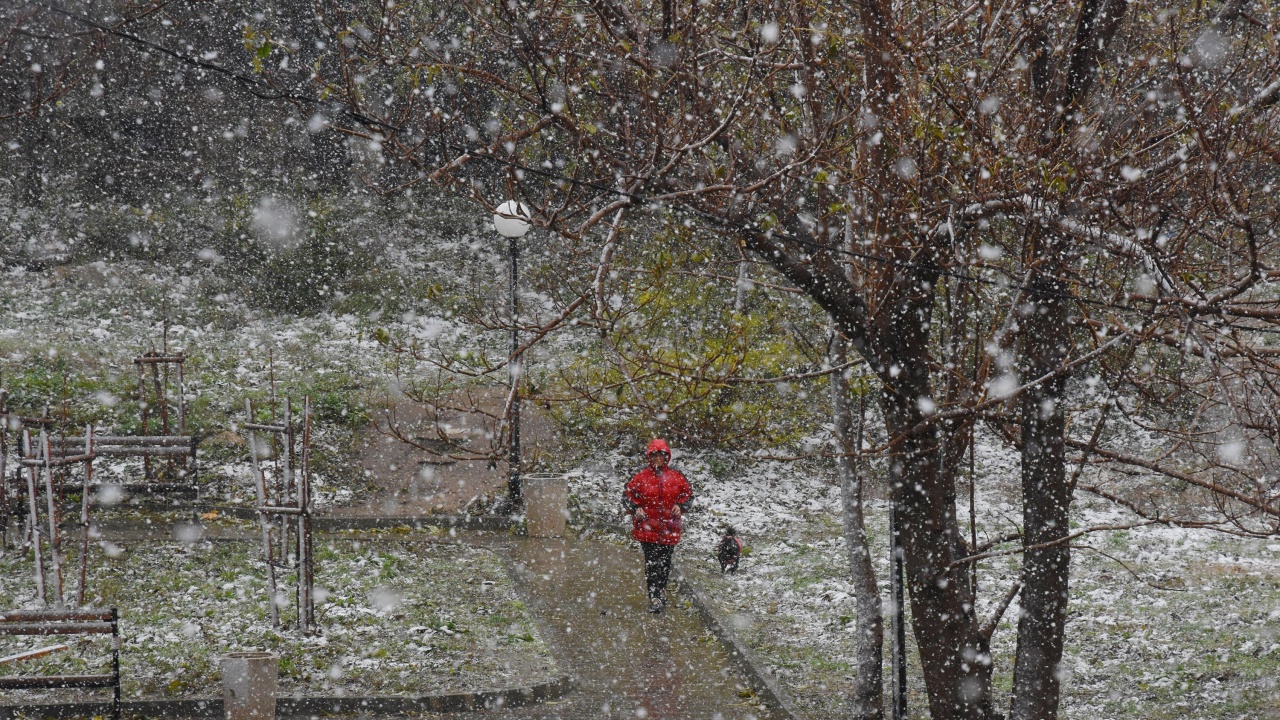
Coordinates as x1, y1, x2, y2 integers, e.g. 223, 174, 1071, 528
43, 347, 200, 499
132, 348, 194, 485
0, 608, 121, 720
49, 432, 198, 500
0, 391, 54, 549
244, 396, 315, 631
17, 427, 96, 607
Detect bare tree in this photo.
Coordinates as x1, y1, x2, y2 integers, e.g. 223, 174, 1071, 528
831, 334, 883, 720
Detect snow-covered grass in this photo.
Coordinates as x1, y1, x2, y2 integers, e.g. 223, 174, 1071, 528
0, 526, 558, 700
569, 449, 1280, 720
1059, 503, 1280, 720
5, 257, 1279, 718
0, 261, 423, 507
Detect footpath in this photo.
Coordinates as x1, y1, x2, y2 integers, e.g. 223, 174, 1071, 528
335, 409, 795, 719
274, 522, 794, 720
446, 531, 790, 720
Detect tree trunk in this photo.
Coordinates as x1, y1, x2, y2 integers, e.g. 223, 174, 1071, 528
20, 124, 46, 206
881, 392, 995, 720
869, 286, 995, 720
1006, 1, 1126, 712
831, 334, 884, 720
1009, 245, 1072, 720
759, 230, 996, 718
742, 160, 994, 720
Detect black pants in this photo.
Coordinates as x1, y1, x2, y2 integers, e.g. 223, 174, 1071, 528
641, 542, 675, 600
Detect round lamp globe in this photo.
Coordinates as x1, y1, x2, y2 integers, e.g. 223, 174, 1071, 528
493, 200, 532, 238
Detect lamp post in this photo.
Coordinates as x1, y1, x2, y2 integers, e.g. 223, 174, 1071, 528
493, 200, 531, 508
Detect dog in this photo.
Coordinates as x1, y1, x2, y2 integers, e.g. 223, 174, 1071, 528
716, 526, 743, 574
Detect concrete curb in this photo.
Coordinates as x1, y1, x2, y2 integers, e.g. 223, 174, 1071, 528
673, 566, 806, 720
0, 673, 574, 718
312, 514, 514, 532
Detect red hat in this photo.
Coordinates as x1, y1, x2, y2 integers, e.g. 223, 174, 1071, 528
646, 438, 671, 458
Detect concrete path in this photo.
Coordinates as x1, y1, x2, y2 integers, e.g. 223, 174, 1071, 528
432, 535, 784, 720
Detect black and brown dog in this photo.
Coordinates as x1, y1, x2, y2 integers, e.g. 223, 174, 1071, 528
716, 525, 742, 574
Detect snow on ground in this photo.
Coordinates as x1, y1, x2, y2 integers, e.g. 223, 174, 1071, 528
0, 527, 558, 699
1, 262, 566, 701
569, 441, 1280, 720
0, 261, 440, 508
4, 260, 1279, 717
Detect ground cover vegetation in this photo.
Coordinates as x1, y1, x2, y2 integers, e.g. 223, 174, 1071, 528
0, 529, 558, 700
5, 1, 1280, 719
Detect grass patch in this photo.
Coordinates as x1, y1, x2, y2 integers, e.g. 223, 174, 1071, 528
0, 535, 558, 700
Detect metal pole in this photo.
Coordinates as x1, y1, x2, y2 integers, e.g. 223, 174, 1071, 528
508, 232, 522, 507
890, 503, 907, 720
970, 426, 978, 597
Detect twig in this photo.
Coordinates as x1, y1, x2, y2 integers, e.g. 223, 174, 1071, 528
979, 580, 1021, 640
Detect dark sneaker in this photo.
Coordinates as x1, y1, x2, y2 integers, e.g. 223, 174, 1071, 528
648, 597, 664, 614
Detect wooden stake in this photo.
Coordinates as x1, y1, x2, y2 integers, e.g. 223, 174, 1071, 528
0, 644, 67, 665
41, 432, 64, 608
246, 399, 280, 628
78, 426, 93, 606
299, 397, 314, 630
22, 430, 45, 605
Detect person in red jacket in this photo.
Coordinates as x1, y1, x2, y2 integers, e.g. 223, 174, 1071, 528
623, 438, 693, 613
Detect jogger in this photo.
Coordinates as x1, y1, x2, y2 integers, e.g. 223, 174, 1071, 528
623, 439, 693, 613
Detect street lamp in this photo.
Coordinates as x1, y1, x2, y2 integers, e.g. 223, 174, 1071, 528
493, 200, 531, 509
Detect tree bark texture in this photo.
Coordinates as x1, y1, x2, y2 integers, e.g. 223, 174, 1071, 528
881, 391, 994, 720
870, 280, 995, 720
755, 226, 995, 718
831, 334, 884, 720
750, 215, 997, 719
1009, 237, 1073, 720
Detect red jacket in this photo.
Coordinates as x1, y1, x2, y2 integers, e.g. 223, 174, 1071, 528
624, 466, 693, 545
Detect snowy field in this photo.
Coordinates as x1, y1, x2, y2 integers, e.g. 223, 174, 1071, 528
0, 261, 415, 507
0, 261, 562, 702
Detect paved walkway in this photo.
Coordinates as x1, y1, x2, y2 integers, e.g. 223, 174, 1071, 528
430, 534, 783, 720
